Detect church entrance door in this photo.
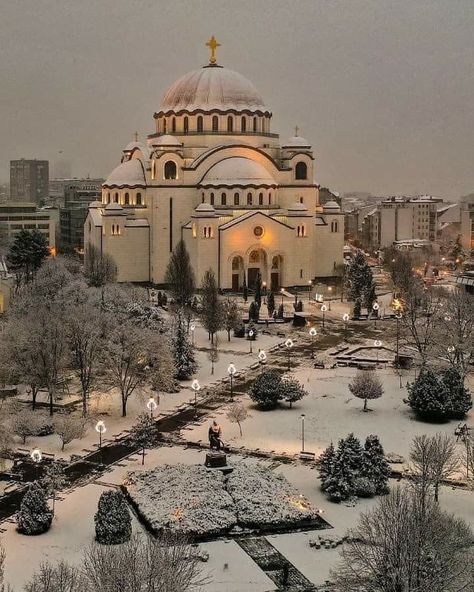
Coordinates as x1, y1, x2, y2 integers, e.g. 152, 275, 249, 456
271, 272, 280, 291
232, 273, 239, 291
247, 268, 260, 289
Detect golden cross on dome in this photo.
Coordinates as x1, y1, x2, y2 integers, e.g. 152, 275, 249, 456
133, 131, 139, 142
206, 35, 221, 65
294, 125, 299, 136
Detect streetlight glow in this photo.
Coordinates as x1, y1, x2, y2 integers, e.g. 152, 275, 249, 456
228, 363, 236, 400
146, 397, 158, 418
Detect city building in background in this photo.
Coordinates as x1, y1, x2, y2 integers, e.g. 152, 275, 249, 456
0, 258, 13, 313
9, 159, 49, 204
0, 203, 57, 250
60, 178, 102, 252
460, 194, 474, 253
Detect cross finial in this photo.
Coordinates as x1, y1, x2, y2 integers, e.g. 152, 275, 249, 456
133, 131, 139, 142
206, 35, 221, 65
294, 125, 299, 136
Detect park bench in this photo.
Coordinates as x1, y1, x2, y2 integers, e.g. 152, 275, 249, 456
299, 451, 316, 461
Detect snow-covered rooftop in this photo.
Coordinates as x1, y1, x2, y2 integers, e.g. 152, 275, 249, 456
104, 159, 147, 188
200, 157, 276, 186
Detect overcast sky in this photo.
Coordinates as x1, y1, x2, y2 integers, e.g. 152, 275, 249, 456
0, 0, 473, 198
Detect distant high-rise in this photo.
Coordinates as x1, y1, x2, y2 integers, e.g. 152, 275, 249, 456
10, 159, 49, 204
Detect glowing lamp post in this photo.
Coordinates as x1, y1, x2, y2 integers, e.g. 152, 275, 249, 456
190, 324, 196, 346
309, 327, 317, 359
307, 280, 313, 301
327, 286, 332, 310
258, 350, 267, 373
342, 313, 350, 341
30, 448, 42, 481
262, 281, 267, 304
95, 420, 106, 464
248, 329, 255, 354
280, 288, 284, 306
321, 304, 327, 331
285, 338, 294, 372
228, 363, 236, 401
300, 414, 306, 453
374, 340, 382, 364
372, 302, 380, 329
146, 396, 158, 419
191, 379, 200, 418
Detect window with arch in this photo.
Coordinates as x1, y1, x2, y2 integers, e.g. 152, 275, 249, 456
203, 226, 213, 239
136, 193, 142, 205
295, 161, 308, 180
172, 117, 176, 133
253, 117, 257, 132
210, 192, 215, 206
227, 116, 233, 132
163, 119, 167, 134
221, 192, 227, 206
183, 116, 189, 134
164, 160, 177, 180
300, 196, 304, 204
114, 192, 119, 203
124, 192, 130, 205
258, 192, 264, 205
111, 224, 120, 236
247, 192, 253, 205
201, 191, 205, 203
197, 116, 203, 132
331, 220, 339, 233
297, 224, 306, 237
106, 192, 110, 203
212, 116, 219, 132
234, 192, 240, 206
241, 116, 246, 132
269, 192, 272, 205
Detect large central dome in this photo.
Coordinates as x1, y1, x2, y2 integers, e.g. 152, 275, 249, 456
159, 65, 268, 115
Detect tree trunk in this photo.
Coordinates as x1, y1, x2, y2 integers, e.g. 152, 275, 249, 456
61, 440, 65, 451
121, 393, 127, 417
31, 386, 38, 411
289, 401, 293, 409
363, 398, 368, 411
434, 481, 439, 502
142, 447, 145, 465
238, 422, 242, 437
227, 330, 231, 342
82, 389, 88, 417
49, 389, 54, 417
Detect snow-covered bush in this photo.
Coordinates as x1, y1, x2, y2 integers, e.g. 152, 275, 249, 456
16, 482, 53, 535
249, 370, 282, 409
353, 477, 376, 498
95, 490, 132, 545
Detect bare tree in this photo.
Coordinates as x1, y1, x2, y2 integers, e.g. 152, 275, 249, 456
410, 433, 461, 502
207, 339, 219, 375
84, 243, 117, 288
24, 560, 84, 592
0, 541, 13, 592
10, 407, 43, 444
348, 369, 383, 411
331, 486, 474, 592
226, 403, 248, 436
53, 414, 87, 451
438, 288, 474, 377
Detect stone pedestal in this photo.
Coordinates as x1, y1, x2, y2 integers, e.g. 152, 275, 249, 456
205, 451, 227, 468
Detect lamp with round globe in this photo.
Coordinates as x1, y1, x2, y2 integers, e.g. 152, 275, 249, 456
374, 339, 382, 364
146, 396, 158, 418
285, 338, 294, 372
342, 313, 350, 341
320, 304, 327, 331
307, 279, 313, 301
248, 329, 255, 354
228, 363, 236, 400
372, 302, 380, 329
258, 350, 267, 373
30, 448, 42, 481
309, 327, 317, 359
191, 379, 200, 417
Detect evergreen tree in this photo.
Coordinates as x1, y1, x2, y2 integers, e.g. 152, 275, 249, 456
16, 482, 53, 535
441, 367, 472, 418
7, 229, 49, 282
41, 461, 68, 515
324, 438, 357, 502
343, 433, 364, 474
248, 301, 260, 322
249, 370, 283, 409
200, 269, 223, 344
407, 368, 450, 420
267, 291, 275, 317
353, 297, 362, 318
254, 272, 262, 308
280, 377, 307, 409
164, 240, 196, 307
346, 251, 374, 304
364, 283, 377, 311
95, 490, 131, 545
173, 315, 197, 380
277, 303, 284, 319
222, 298, 241, 341
129, 413, 158, 465
361, 435, 390, 495
242, 277, 248, 302
318, 442, 336, 491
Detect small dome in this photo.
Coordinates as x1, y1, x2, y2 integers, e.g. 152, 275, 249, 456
104, 203, 124, 215
323, 200, 341, 213
104, 159, 146, 188
288, 202, 308, 211
201, 157, 275, 187
123, 141, 143, 152
283, 135, 311, 149
150, 134, 182, 147
194, 202, 216, 217
159, 66, 268, 114
89, 201, 102, 209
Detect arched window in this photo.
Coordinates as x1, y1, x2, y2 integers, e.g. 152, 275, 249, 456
221, 192, 227, 206
197, 116, 203, 132
163, 119, 167, 134
295, 161, 308, 180
183, 116, 189, 134
164, 160, 177, 180
210, 192, 215, 206
106, 192, 110, 203
212, 116, 219, 132
114, 192, 119, 203
269, 192, 272, 205
253, 117, 257, 132
234, 192, 240, 206
241, 116, 246, 132
331, 221, 339, 233
247, 192, 253, 205
124, 192, 130, 205
227, 116, 233, 132
258, 192, 264, 206
136, 193, 142, 205
300, 196, 304, 204
172, 117, 176, 133
201, 192, 205, 203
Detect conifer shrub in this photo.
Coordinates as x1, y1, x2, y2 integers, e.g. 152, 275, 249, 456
95, 490, 132, 545
16, 482, 53, 535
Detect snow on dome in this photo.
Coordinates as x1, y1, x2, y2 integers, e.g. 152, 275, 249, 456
194, 202, 216, 217
159, 66, 268, 114
150, 134, 182, 147
88, 201, 102, 209
288, 202, 308, 211
323, 200, 341, 212
104, 203, 124, 215
282, 135, 311, 149
201, 157, 275, 187
104, 159, 146, 188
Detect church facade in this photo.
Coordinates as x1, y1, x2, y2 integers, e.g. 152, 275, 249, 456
84, 38, 344, 290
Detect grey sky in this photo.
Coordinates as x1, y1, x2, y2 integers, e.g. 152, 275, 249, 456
0, 0, 473, 198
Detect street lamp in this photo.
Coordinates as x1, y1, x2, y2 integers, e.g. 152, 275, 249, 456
285, 338, 294, 372
342, 313, 350, 341
190, 324, 196, 345
321, 304, 327, 331
30, 448, 42, 481
307, 280, 312, 301
248, 329, 255, 354
280, 288, 284, 306
191, 379, 200, 417
258, 350, 267, 373
146, 396, 158, 419
372, 302, 380, 329
262, 281, 267, 304
327, 286, 332, 310
228, 363, 236, 401
95, 420, 106, 464
374, 340, 382, 364
300, 414, 305, 453
395, 313, 402, 386
309, 327, 317, 359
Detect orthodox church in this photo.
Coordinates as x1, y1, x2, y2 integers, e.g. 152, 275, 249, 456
85, 37, 344, 290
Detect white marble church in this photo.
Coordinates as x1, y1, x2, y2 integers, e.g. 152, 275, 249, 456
85, 37, 344, 290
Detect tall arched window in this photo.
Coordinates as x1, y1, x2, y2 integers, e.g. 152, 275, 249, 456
124, 192, 130, 205
295, 161, 308, 180
253, 117, 257, 132
163, 119, 167, 133
227, 116, 233, 132
183, 116, 189, 134
114, 192, 119, 203
221, 192, 227, 206
234, 192, 240, 206
210, 192, 215, 206
241, 116, 246, 132
201, 191, 205, 203
212, 116, 219, 132
247, 192, 253, 205
258, 192, 264, 205
172, 117, 176, 133
106, 192, 110, 204
197, 116, 203, 132
136, 193, 142, 205
164, 160, 177, 180
269, 192, 272, 205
